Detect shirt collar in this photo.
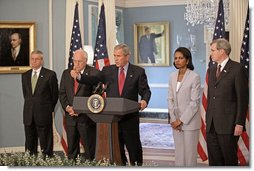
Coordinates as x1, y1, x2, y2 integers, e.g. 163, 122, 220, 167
80, 67, 85, 74
119, 63, 129, 71
14, 45, 21, 52
218, 57, 229, 71
33, 66, 42, 75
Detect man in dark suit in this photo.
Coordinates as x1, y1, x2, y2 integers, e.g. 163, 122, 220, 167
206, 38, 249, 166
103, 44, 151, 166
2, 32, 29, 66
139, 26, 164, 63
59, 49, 101, 160
76, 43, 151, 165
21, 50, 58, 156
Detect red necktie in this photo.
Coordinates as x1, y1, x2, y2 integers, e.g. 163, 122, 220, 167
74, 79, 78, 94
118, 67, 125, 95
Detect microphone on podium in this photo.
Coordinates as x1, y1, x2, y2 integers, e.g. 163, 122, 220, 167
93, 82, 103, 94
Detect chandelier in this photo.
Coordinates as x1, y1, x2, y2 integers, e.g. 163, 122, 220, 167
184, 0, 229, 28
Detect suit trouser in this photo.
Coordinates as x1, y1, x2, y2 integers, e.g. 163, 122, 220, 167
173, 129, 199, 166
141, 55, 155, 63
66, 116, 96, 160
119, 114, 142, 166
24, 121, 53, 156
206, 123, 239, 166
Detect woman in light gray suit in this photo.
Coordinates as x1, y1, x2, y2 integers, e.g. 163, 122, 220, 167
167, 47, 201, 166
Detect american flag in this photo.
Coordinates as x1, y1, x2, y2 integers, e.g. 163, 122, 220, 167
238, 6, 249, 165
240, 7, 249, 79
209, 0, 226, 67
213, 0, 225, 40
61, 2, 83, 154
67, 2, 82, 69
197, 0, 225, 162
93, 3, 110, 71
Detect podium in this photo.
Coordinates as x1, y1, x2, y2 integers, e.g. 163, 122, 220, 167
73, 96, 140, 165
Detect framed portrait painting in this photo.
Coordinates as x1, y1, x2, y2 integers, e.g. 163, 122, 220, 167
0, 22, 35, 74
134, 21, 170, 66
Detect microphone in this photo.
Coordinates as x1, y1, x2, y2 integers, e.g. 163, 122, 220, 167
103, 82, 109, 91
101, 82, 110, 94
93, 82, 102, 94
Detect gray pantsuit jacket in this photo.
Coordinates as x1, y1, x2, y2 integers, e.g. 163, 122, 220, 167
168, 69, 201, 130
167, 69, 201, 166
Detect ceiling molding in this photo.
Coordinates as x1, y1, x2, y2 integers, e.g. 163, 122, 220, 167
119, 0, 186, 8
87, 0, 186, 8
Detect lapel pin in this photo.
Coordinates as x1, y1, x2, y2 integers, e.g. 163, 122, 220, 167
223, 70, 227, 73
130, 75, 133, 77
40, 75, 44, 78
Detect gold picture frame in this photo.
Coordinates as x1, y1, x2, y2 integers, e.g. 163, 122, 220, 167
0, 22, 35, 74
134, 21, 170, 66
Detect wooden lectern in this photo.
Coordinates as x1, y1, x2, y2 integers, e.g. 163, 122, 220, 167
73, 96, 140, 165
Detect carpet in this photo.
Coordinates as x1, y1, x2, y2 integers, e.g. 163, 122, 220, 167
140, 123, 175, 149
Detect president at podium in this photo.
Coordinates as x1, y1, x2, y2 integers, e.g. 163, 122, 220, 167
73, 43, 151, 166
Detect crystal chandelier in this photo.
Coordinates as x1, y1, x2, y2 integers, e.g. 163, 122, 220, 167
184, 0, 229, 28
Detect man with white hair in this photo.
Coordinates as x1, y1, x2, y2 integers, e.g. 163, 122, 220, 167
59, 49, 101, 160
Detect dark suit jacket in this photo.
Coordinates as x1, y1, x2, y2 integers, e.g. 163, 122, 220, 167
59, 66, 101, 126
206, 59, 249, 134
78, 63, 151, 118
101, 63, 151, 110
22, 67, 59, 126
139, 33, 162, 59
3, 45, 29, 66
